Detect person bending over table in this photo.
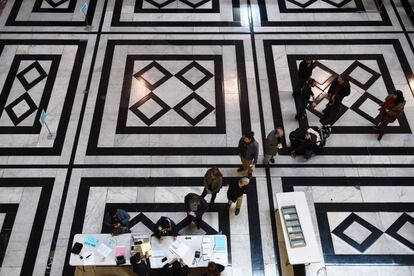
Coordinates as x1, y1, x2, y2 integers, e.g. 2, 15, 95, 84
162, 259, 191, 276
130, 252, 151, 276
203, 261, 225, 276
103, 208, 130, 234
154, 216, 178, 240
184, 193, 208, 229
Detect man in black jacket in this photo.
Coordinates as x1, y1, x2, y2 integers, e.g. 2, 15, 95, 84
184, 193, 208, 229
294, 57, 314, 95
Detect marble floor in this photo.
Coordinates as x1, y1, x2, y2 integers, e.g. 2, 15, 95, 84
0, 0, 413, 276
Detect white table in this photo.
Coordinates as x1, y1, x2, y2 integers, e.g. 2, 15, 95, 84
69, 234, 228, 269
150, 235, 228, 268
276, 192, 322, 265
69, 234, 132, 267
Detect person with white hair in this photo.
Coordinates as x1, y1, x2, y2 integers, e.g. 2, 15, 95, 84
227, 177, 250, 216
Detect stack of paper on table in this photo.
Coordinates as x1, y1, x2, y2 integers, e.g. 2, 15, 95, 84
132, 242, 153, 257
214, 236, 226, 251
115, 246, 126, 257
202, 243, 211, 261
96, 243, 112, 258
169, 240, 191, 259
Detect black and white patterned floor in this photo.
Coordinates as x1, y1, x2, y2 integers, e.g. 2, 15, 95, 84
0, 0, 413, 276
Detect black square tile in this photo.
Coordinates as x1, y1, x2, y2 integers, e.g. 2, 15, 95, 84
331, 213, 383, 253
175, 61, 214, 91
4, 92, 38, 126
133, 61, 173, 91
342, 61, 381, 91
173, 92, 215, 126
129, 92, 171, 126
350, 92, 383, 125
385, 213, 414, 251
16, 61, 48, 91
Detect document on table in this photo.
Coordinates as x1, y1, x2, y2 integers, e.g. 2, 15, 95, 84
96, 243, 112, 258
169, 240, 190, 259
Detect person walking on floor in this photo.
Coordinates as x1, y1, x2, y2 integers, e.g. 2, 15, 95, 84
184, 193, 208, 229
200, 167, 223, 203
294, 57, 314, 95
237, 131, 259, 177
320, 74, 350, 126
295, 78, 316, 120
263, 127, 284, 165
227, 177, 250, 216
374, 90, 406, 141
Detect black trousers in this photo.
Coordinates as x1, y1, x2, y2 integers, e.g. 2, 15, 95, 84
201, 188, 217, 203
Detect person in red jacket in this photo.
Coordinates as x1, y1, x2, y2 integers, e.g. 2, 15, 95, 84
374, 90, 406, 141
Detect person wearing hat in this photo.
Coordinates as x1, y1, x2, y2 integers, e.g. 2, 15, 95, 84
227, 177, 250, 216
153, 216, 178, 240
184, 193, 208, 229
200, 167, 223, 204
237, 131, 259, 177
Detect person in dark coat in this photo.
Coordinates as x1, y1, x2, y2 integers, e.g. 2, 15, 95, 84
374, 90, 406, 141
237, 131, 259, 177
263, 128, 284, 164
227, 177, 249, 216
295, 78, 316, 120
203, 261, 225, 276
289, 127, 321, 160
153, 216, 178, 240
294, 57, 314, 95
320, 74, 350, 126
162, 259, 191, 276
200, 167, 223, 203
103, 208, 130, 234
130, 252, 151, 276
184, 193, 208, 229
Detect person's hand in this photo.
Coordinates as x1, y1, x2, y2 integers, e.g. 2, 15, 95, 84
144, 251, 149, 258
385, 108, 389, 112
159, 236, 164, 241
113, 223, 121, 228
277, 143, 283, 149
173, 236, 177, 241
312, 102, 316, 108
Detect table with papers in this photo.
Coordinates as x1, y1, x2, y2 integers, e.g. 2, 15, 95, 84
150, 235, 228, 268
69, 233, 228, 269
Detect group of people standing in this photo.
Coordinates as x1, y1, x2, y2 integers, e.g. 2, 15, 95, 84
293, 57, 406, 141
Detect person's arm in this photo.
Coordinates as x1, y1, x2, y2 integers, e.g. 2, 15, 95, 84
118, 209, 130, 226
237, 138, 243, 155
103, 213, 111, 227
171, 220, 178, 236
252, 143, 259, 164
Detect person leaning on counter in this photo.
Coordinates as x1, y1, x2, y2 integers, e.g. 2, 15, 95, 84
130, 252, 151, 276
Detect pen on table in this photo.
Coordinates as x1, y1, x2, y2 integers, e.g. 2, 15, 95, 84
86, 253, 92, 259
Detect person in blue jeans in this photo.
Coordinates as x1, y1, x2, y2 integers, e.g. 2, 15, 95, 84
103, 208, 130, 234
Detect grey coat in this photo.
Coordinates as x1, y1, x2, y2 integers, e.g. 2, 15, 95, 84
264, 130, 282, 156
